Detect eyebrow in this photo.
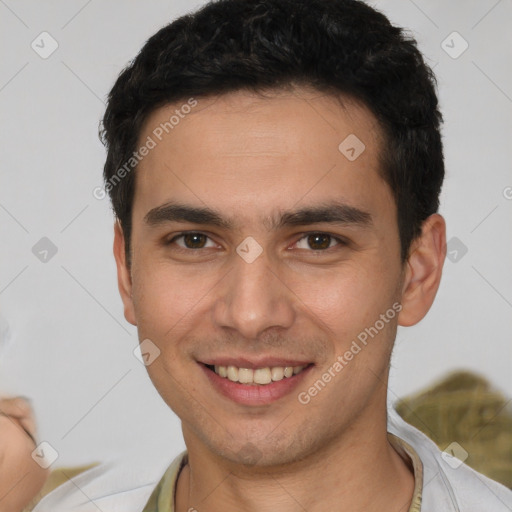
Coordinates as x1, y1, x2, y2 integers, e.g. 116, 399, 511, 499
144, 201, 372, 230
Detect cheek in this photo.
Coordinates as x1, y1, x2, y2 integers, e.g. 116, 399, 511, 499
287, 261, 397, 337
130, 262, 208, 406
130, 258, 218, 345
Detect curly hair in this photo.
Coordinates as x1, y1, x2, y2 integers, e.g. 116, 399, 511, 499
101, 0, 444, 265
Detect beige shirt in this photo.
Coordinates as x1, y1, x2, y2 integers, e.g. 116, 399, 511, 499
142, 434, 423, 512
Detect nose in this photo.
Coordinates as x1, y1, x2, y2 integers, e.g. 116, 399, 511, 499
212, 248, 295, 340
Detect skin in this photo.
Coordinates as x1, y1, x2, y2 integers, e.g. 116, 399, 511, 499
114, 87, 446, 512
0, 397, 49, 512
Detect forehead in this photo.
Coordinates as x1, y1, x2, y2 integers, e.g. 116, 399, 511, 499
133, 88, 393, 228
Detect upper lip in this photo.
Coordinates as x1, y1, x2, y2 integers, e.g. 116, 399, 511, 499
200, 357, 312, 369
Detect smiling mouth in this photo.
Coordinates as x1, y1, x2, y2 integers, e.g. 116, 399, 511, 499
204, 364, 312, 385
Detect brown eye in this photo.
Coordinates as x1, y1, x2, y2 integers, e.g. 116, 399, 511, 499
169, 232, 216, 249
295, 233, 342, 251
307, 233, 332, 250
182, 233, 207, 248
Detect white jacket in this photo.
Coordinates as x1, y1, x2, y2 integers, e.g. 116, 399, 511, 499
33, 408, 512, 511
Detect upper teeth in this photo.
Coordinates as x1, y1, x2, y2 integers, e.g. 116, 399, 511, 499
214, 365, 306, 385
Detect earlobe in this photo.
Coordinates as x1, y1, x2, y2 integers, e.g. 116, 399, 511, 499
113, 222, 137, 326
398, 214, 446, 327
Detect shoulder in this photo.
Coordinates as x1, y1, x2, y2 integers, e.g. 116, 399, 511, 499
388, 408, 512, 512
31, 452, 180, 512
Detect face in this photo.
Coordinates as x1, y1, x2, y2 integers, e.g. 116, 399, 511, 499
114, 88, 436, 467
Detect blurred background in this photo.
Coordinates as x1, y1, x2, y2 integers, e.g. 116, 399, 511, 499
1, 0, 511, 474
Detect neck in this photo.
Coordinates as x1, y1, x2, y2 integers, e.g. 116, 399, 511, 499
175, 409, 414, 512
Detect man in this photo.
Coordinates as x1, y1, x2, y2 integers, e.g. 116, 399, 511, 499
33, 0, 512, 510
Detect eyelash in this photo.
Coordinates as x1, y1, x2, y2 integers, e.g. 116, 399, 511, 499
166, 231, 347, 252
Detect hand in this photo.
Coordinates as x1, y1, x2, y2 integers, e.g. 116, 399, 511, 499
0, 397, 49, 512
0, 397, 37, 445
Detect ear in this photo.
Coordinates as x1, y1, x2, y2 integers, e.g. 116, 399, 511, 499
398, 214, 446, 327
113, 222, 137, 326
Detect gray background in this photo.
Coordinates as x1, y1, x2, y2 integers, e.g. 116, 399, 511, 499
1, 0, 511, 468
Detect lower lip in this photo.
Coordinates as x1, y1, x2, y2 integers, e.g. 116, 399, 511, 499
200, 364, 313, 406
